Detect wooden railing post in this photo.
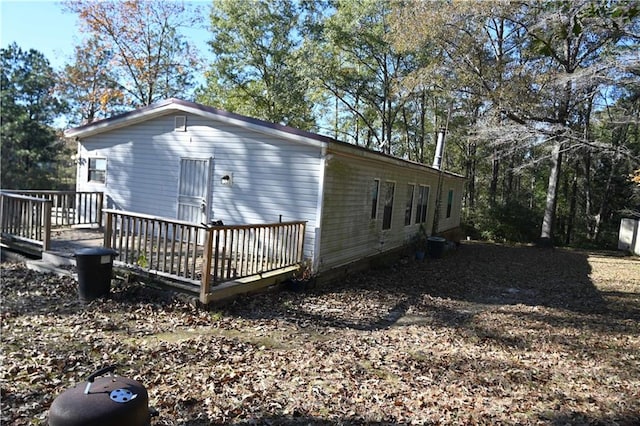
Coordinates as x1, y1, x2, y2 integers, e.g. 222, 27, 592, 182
200, 227, 214, 304
104, 211, 113, 249
42, 201, 52, 251
97, 192, 104, 228
297, 222, 306, 262
213, 229, 221, 283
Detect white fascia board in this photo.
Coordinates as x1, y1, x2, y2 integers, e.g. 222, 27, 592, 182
64, 108, 171, 139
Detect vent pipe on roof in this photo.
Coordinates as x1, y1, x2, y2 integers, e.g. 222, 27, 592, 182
432, 128, 446, 170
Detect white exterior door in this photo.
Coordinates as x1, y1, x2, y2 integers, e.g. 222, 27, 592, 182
177, 158, 212, 225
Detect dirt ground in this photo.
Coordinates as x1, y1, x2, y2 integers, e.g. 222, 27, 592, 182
1, 241, 639, 425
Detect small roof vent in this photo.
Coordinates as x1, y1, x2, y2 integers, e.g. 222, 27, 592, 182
175, 116, 186, 132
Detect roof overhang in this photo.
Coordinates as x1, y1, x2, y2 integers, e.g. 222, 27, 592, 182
327, 139, 466, 180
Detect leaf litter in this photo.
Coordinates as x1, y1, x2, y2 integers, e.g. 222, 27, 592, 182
1, 242, 639, 425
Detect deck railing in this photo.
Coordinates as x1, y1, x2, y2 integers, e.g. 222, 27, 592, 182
2, 190, 103, 227
103, 209, 207, 283
200, 221, 306, 301
0, 192, 52, 250
103, 209, 306, 302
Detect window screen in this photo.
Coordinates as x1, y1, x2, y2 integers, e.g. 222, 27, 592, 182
370, 179, 380, 219
382, 181, 395, 230
415, 185, 429, 223
446, 189, 454, 218
405, 184, 415, 226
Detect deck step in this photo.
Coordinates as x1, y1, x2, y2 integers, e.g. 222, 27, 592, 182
42, 250, 76, 267
25, 259, 77, 279
203, 265, 298, 303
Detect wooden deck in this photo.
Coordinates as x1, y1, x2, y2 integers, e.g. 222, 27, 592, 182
25, 227, 298, 303
2, 191, 305, 303
49, 227, 105, 254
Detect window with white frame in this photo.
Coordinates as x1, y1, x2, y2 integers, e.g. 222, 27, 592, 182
382, 181, 395, 230
370, 179, 380, 219
415, 185, 429, 224
405, 184, 415, 226
88, 158, 106, 183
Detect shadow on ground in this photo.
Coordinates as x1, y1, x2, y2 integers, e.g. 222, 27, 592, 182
180, 410, 640, 426
224, 242, 639, 333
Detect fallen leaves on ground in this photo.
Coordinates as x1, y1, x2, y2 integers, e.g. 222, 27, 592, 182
1, 242, 639, 425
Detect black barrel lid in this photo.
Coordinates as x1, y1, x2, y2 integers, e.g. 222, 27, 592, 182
427, 236, 446, 242
48, 368, 149, 426
75, 247, 118, 257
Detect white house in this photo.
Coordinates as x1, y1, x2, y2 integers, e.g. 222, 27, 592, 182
65, 98, 465, 276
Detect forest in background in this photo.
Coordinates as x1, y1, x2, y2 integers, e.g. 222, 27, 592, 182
2, 0, 639, 249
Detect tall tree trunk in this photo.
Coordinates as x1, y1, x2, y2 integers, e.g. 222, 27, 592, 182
419, 91, 426, 163
540, 139, 563, 243
529, 172, 535, 210
584, 151, 593, 238
593, 160, 616, 241
565, 162, 579, 245
582, 93, 594, 240
489, 150, 499, 207
401, 106, 412, 161
334, 95, 339, 140
505, 154, 515, 203
466, 140, 477, 211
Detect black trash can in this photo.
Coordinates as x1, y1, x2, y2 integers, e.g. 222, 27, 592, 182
75, 247, 118, 302
427, 236, 446, 259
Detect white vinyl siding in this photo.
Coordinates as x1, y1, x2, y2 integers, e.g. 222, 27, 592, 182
318, 150, 448, 271
76, 113, 323, 260
436, 181, 465, 233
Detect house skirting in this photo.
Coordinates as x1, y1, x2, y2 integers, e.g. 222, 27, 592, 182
316, 246, 407, 286
316, 226, 462, 286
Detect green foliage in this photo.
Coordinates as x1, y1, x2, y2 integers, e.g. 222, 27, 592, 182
389, 0, 640, 248
307, 0, 411, 152
62, 0, 201, 108
197, 0, 316, 130
4, 0, 629, 250
1, 43, 68, 189
411, 224, 429, 251
136, 253, 148, 269
465, 202, 542, 244
57, 37, 125, 125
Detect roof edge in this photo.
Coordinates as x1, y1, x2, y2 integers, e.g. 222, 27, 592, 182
65, 98, 465, 180
64, 98, 333, 149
